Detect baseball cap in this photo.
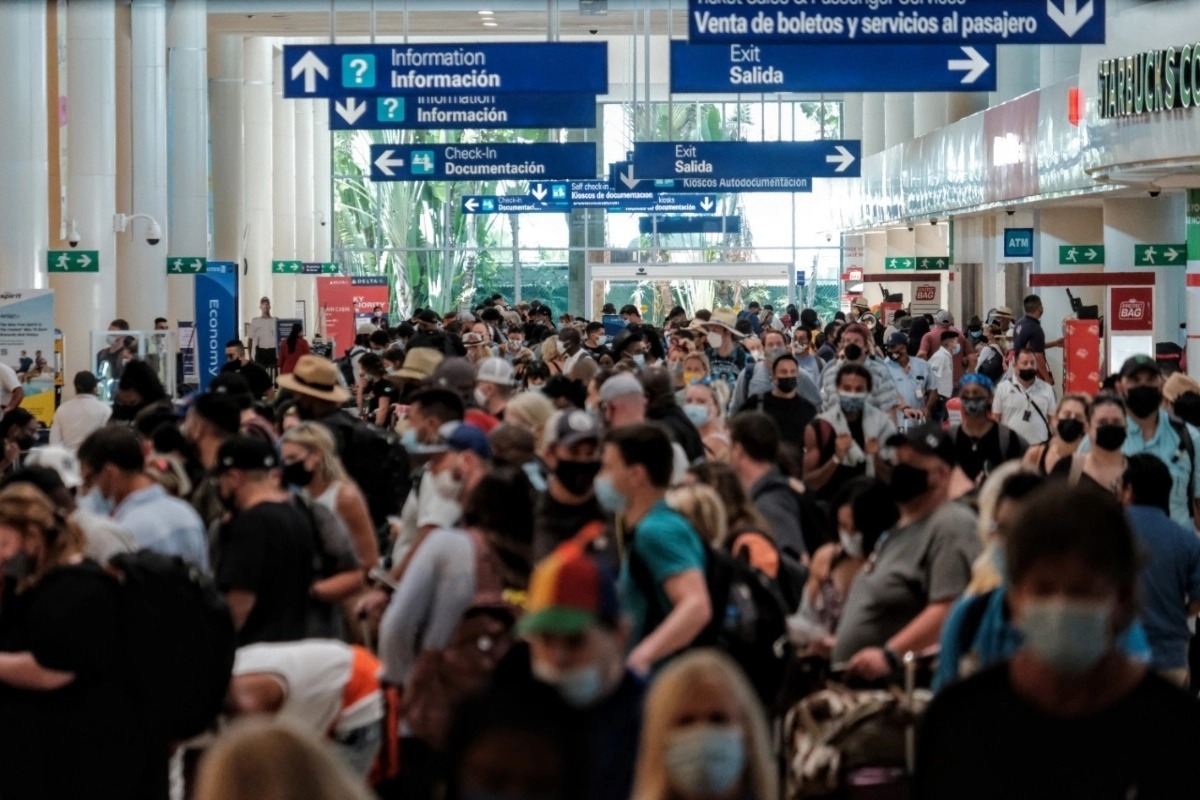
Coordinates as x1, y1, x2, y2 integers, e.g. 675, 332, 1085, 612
1119, 354, 1161, 380
886, 332, 909, 349
215, 435, 279, 473
553, 409, 603, 448
598, 372, 644, 403
933, 309, 952, 325
415, 309, 442, 325
886, 424, 956, 467
24, 446, 83, 489
518, 545, 620, 636
445, 423, 492, 460
476, 357, 516, 387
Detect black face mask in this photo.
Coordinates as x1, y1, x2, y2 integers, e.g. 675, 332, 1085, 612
1094, 423, 1128, 452
775, 377, 798, 394
889, 463, 930, 503
1173, 392, 1200, 427
1018, 368, 1038, 382
554, 459, 602, 497
282, 461, 315, 488
1055, 418, 1085, 444
1125, 385, 1162, 418
843, 344, 863, 361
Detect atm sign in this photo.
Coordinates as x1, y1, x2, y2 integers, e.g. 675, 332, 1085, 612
1110, 286, 1152, 332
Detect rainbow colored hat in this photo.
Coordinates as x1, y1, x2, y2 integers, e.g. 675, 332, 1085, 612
518, 544, 620, 636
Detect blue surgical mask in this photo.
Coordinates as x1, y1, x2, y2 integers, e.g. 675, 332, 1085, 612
1016, 598, 1112, 673
400, 428, 421, 451
683, 402, 710, 427
80, 488, 115, 517
531, 660, 606, 708
593, 474, 627, 514
665, 724, 746, 797
631, 353, 646, 367
838, 391, 868, 415
990, 545, 1007, 584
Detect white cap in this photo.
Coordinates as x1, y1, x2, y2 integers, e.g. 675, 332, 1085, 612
25, 446, 83, 489
476, 357, 516, 386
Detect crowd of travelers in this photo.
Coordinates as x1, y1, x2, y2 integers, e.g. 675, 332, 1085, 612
2, 291, 1200, 799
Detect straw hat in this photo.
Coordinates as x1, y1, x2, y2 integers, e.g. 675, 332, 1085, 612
705, 307, 740, 335
277, 355, 351, 404
394, 347, 444, 382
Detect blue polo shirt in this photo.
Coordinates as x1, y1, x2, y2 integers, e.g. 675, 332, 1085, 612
886, 355, 932, 413
619, 500, 706, 650
1123, 411, 1200, 528
1126, 505, 1200, 670
114, 483, 209, 571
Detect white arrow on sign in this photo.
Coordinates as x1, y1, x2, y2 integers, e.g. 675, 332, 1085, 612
1085, 248, 1099, 261
531, 183, 548, 201
700, 197, 714, 212
1047, 0, 1094, 38
77, 254, 92, 269
903, 259, 913, 269
826, 145, 856, 174
374, 149, 406, 177
335, 98, 367, 125
1165, 247, 1183, 263
948, 46, 991, 85
190, 259, 204, 272
464, 198, 479, 212
291, 51, 329, 94
619, 164, 641, 190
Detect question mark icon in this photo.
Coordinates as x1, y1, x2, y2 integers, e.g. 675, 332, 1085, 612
385, 98, 399, 118
341, 54, 375, 88
349, 59, 369, 84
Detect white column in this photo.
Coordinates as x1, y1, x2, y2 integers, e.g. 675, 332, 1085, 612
883, 92, 914, 149
209, 35, 243, 266
293, 98, 315, 328
840, 93, 863, 141
913, 93, 947, 138
167, 0, 207, 329
123, 0, 169, 330
57, 0, 116, 389
242, 37, 273, 334
271, 49, 296, 321
311, 99, 332, 333
0, 2, 49, 290
862, 94, 884, 157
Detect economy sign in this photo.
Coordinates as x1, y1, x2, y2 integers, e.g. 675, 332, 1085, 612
670, 41, 996, 93
284, 43, 607, 98
686, 0, 1105, 45
329, 92, 596, 130
368, 143, 597, 182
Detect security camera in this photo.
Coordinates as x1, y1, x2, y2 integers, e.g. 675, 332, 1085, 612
825, 232, 832, 242
1005, 207, 1015, 216
589, 28, 598, 34
66, 220, 80, 248
1149, 187, 1162, 198
146, 221, 162, 246
315, 211, 327, 227
907, 223, 914, 232
930, 218, 939, 226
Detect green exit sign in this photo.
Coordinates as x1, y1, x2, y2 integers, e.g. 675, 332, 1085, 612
885, 257, 915, 270
167, 256, 206, 275
272, 260, 302, 274
1134, 244, 1187, 267
916, 256, 949, 271
1058, 245, 1104, 265
47, 250, 99, 273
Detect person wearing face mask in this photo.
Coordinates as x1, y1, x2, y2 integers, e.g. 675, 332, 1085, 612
1052, 394, 1130, 495
789, 478, 896, 658
916, 309, 971, 389
740, 353, 817, 452
951, 373, 1028, 485
0, 408, 39, 476
582, 321, 612, 363
502, 325, 533, 365
833, 424, 981, 679
926, 329, 958, 421
473, 357, 517, 421
917, 484, 1200, 799
642, 367, 706, 465
1163, 371, 1200, 427
884, 332, 936, 428
818, 323, 901, 419
558, 327, 592, 376
532, 410, 606, 562
805, 365, 897, 500
701, 308, 749, 387
493, 546, 645, 800
731, 329, 822, 414
1010, 294, 1063, 386
682, 379, 731, 462
1023, 394, 1091, 475
991, 349, 1057, 446
790, 326, 826, 387
631, 649, 776, 800
1113, 355, 1200, 529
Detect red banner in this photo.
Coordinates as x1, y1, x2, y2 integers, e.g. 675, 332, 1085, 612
1109, 286, 1153, 332
1064, 319, 1102, 395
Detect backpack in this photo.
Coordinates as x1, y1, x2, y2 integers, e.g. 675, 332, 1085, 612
628, 526, 791, 707
320, 412, 413, 533
403, 530, 520, 751
976, 345, 1004, 382
726, 527, 809, 614
108, 550, 237, 742
1167, 415, 1197, 502
338, 345, 367, 388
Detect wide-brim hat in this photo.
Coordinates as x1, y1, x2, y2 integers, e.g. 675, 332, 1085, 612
394, 347, 444, 382
277, 355, 351, 404
705, 307, 741, 336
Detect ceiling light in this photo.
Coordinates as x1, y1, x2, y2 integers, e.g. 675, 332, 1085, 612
478, 10, 493, 15
483, 20, 498, 26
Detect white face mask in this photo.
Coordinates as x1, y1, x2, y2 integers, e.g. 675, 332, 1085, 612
1016, 598, 1113, 674
707, 332, 724, 349
665, 724, 746, 797
531, 660, 606, 708
431, 466, 463, 501
839, 529, 864, 558
473, 386, 490, 408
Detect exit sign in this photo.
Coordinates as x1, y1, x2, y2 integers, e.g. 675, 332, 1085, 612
1004, 228, 1034, 259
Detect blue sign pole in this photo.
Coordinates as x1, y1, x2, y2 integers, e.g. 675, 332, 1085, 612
670, 41, 997, 93
284, 43, 608, 99
632, 140, 860, 186
194, 262, 239, 392
368, 142, 597, 182
686, 0, 1105, 45
329, 92, 597, 130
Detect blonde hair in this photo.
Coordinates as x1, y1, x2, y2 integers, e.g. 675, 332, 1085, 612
666, 483, 729, 549
0, 483, 86, 592
632, 649, 776, 800
280, 421, 348, 483
966, 460, 1035, 595
505, 392, 556, 440
194, 718, 374, 800
541, 337, 561, 363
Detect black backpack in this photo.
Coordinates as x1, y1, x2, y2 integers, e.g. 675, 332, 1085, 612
629, 529, 791, 707
337, 346, 366, 388
109, 550, 236, 741
321, 413, 413, 532
977, 345, 1004, 382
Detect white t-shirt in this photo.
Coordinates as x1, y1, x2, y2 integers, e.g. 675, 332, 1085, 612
50, 393, 113, 451
0, 363, 20, 415
233, 640, 383, 735
993, 377, 1057, 445
927, 347, 954, 399
391, 469, 462, 565
248, 316, 277, 351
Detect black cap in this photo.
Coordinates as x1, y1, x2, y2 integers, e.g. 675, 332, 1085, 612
886, 332, 909, 349
215, 435, 278, 473
886, 424, 956, 467
191, 392, 242, 436
416, 309, 442, 325
1119, 354, 1161, 380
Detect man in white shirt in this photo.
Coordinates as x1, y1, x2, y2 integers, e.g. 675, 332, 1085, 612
247, 296, 278, 369
884, 332, 936, 426
927, 329, 957, 422
49, 371, 112, 451
0, 361, 23, 422
992, 349, 1057, 445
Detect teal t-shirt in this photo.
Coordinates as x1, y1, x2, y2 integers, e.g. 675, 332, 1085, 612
619, 500, 707, 648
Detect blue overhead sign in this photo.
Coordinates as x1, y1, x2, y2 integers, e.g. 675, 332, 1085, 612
632, 141, 860, 190
461, 181, 719, 215
1004, 228, 1035, 259
670, 41, 997, 93
368, 143, 597, 182
687, 0, 1105, 45
328, 92, 597, 130
284, 43, 608, 98
639, 216, 742, 236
